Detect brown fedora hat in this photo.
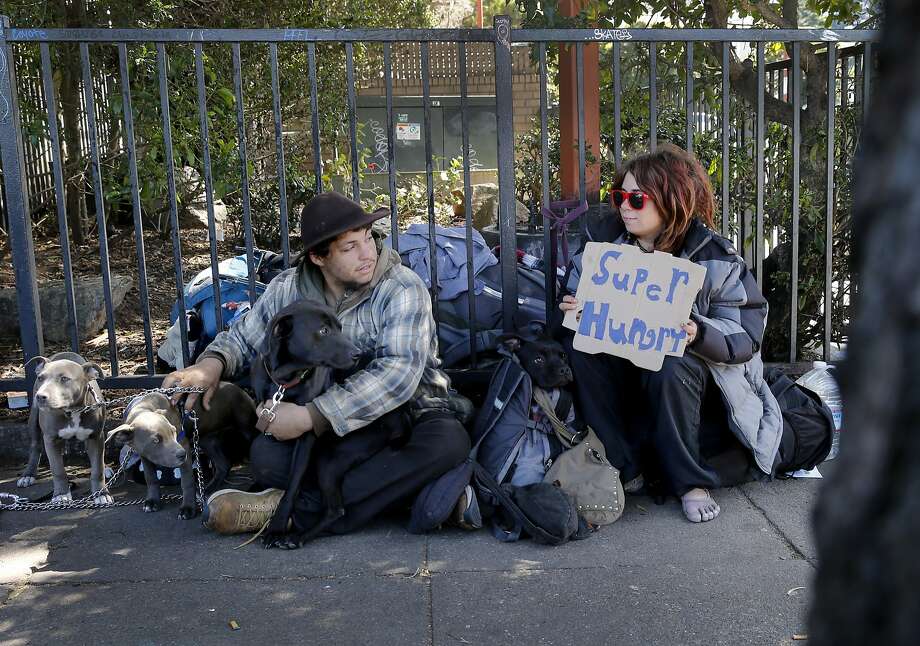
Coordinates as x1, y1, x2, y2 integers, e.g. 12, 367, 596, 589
300, 191, 389, 252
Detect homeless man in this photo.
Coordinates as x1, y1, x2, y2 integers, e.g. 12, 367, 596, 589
163, 191, 470, 536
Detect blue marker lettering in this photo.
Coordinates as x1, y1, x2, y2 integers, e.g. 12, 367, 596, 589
666, 268, 690, 303
628, 317, 647, 346
608, 319, 627, 344
591, 249, 622, 285
631, 268, 649, 296
578, 301, 609, 340
638, 326, 657, 351
669, 327, 687, 352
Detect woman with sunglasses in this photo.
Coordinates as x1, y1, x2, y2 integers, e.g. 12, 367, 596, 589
557, 143, 782, 523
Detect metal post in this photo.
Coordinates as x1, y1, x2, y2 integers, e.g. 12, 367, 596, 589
493, 15, 516, 331
0, 16, 45, 378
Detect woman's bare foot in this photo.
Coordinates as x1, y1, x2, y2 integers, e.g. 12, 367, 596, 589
681, 488, 720, 523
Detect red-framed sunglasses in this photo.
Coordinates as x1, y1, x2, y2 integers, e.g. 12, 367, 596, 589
610, 189, 653, 210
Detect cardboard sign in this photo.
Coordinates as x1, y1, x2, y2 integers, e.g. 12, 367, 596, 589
562, 242, 706, 371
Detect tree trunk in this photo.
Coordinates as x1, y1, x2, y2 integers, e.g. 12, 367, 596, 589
809, 1, 920, 643
59, 47, 85, 246
59, 0, 88, 246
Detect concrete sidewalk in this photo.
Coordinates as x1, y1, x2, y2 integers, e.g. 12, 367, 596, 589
0, 464, 821, 645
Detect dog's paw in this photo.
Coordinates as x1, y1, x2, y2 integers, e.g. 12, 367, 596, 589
262, 532, 304, 550
16, 475, 36, 488
91, 492, 114, 506
51, 492, 73, 504
177, 505, 198, 520
143, 499, 162, 513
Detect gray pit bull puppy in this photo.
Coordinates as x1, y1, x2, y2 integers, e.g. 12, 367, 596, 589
17, 352, 112, 505
107, 382, 258, 519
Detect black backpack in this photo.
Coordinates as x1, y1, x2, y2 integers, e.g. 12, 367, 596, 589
764, 367, 834, 474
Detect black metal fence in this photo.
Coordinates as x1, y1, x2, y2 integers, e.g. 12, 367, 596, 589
0, 17, 879, 391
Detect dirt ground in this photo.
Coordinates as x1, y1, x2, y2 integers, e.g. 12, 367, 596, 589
0, 225, 250, 421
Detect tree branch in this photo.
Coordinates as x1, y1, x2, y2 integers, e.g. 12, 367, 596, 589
730, 58, 795, 126
739, 0, 793, 29
703, 0, 828, 129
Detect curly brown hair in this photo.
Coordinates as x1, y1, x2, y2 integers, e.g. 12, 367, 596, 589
611, 143, 716, 254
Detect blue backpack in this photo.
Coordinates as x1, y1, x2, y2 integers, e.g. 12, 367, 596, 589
162, 254, 269, 367
409, 355, 584, 543
470, 356, 575, 490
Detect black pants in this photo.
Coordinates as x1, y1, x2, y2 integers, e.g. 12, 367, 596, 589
564, 338, 754, 496
249, 411, 470, 534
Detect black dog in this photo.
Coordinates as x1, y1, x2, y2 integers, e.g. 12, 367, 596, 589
499, 333, 574, 390
250, 299, 410, 549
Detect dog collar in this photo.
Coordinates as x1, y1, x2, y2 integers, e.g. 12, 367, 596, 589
63, 385, 99, 418
264, 358, 314, 390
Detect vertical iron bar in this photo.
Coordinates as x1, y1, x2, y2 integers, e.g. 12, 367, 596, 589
1, 17, 44, 371
118, 43, 153, 371
384, 43, 398, 248
612, 41, 622, 168
83, 42, 119, 375
824, 43, 836, 361
308, 42, 322, 193
790, 42, 801, 363
540, 42, 553, 324
232, 43, 256, 302
421, 42, 439, 327
685, 42, 693, 152
494, 16, 517, 330
862, 41, 871, 120
41, 43, 79, 353
157, 43, 189, 368
576, 42, 586, 210
460, 42, 478, 365
270, 43, 290, 266
755, 41, 765, 287
841, 53, 849, 108
194, 43, 223, 338
721, 42, 730, 240
345, 42, 360, 201
649, 42, 657, 151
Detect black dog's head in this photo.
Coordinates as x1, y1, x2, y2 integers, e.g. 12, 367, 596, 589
256, 300, 360, 394
499, 334, 573, 389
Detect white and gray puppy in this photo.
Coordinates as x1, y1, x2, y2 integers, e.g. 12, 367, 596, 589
107, 392, 196, 519
18, 352, 111, 505
107, 383, 257, 520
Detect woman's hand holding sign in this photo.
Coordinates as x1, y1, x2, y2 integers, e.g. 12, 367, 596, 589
559, 295, 581, 321
681, 320, 697, 345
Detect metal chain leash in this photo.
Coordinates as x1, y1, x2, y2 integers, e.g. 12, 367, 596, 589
189, 409, 206, 511
0, 386, 206, 512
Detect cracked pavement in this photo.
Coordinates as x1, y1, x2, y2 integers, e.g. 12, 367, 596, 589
0, 464, 823, 645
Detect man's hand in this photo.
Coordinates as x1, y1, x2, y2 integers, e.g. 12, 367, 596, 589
162, 357, 223, 412
681, 320, 699, 346
259, 401, 313, 441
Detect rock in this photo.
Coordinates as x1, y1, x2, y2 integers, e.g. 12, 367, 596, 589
0, 275, 133, 344
468, 183, 531, 231
181, 199, 228, 230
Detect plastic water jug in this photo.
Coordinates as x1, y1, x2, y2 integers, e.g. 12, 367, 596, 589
796, 361, 843, 460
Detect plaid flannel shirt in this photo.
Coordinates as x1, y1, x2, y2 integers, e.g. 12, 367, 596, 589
199, 246, 451, 436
